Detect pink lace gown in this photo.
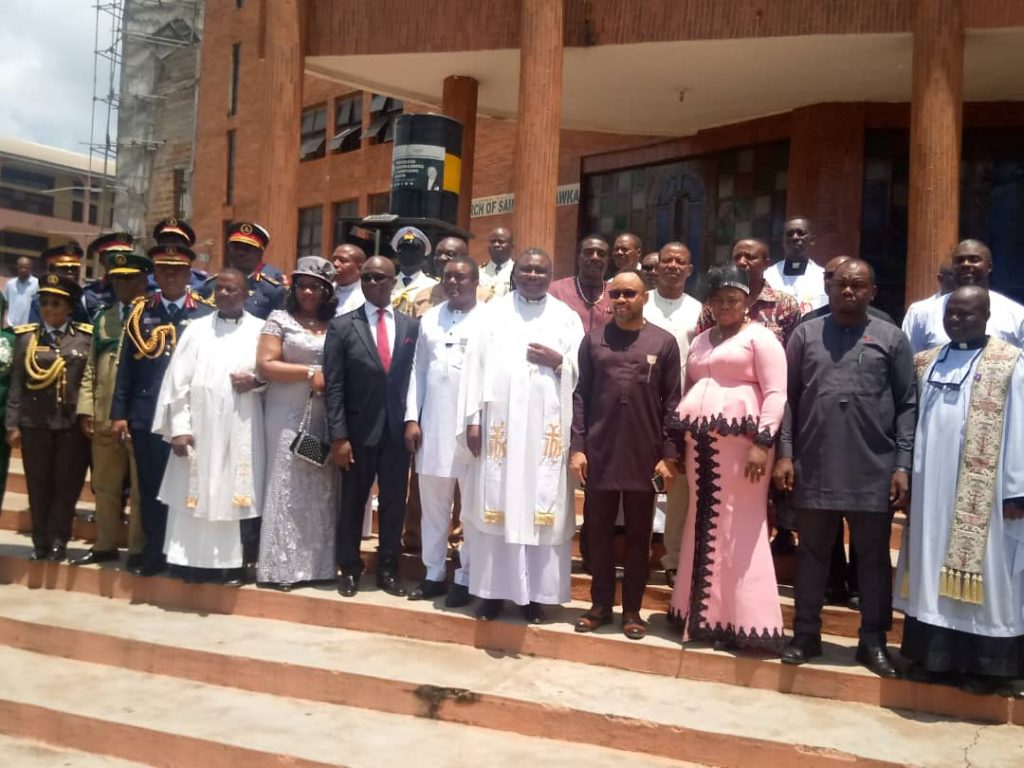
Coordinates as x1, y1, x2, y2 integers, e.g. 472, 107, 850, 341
669, 321, 787, 651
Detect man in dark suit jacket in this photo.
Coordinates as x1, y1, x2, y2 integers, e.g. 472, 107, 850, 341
324, 255, 419, 598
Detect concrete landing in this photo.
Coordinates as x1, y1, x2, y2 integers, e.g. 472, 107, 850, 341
0, 584, 1019, 768
0, 645, 704, 768
0, 734, 147, 767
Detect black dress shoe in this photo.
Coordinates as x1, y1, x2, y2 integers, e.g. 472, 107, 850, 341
664, 568, 677, 588
125, 553, 144, 570
135, 558, 167, 577
376, 569, 407, 597
220, 568, 246, 587
46, 544, 67, 562
855, 643, 898, 678
408, 579, 447, 601
846, 594, 862, 611
475, 598, 503, 621
29, 547, 48, 561
444, 582, 472, 608
781, 636, 823, 665
71, 550, 119, 566
337, 572, 359, 597
521, 602, 546, 624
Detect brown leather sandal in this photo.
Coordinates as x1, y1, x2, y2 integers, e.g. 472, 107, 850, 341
574, 609, 613, 633
622, 614, 647, 640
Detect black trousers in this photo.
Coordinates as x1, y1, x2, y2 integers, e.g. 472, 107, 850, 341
336, 430, 411, 574
794, 508, 893, 644
131, 428, 171, 564
21, 427, 90, 550
585, 489, 656, 614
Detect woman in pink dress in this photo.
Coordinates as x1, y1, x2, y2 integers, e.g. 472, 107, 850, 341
669, 265, 788, 652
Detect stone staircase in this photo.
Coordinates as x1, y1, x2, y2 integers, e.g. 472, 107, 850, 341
0, 457, 1021, 768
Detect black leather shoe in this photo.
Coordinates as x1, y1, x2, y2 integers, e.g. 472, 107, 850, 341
29, 547, 47, 561
408, 579, 447, 601
135, 558, 167, 577
337, 572, 360, 597
855, 643, 898, 679
475, 598, 503, 621
664, 568, 677, 588
781, 636, 823, 665
376, 569, 407, 597
71, 550, 119, 566
258, 581, 295, 592
46, 544, 67, 562
444, 582, 472, 608
125, 553, 144, 570
220, 568, 246, 587
521, 602, 546, 624
846, 594, 862, 611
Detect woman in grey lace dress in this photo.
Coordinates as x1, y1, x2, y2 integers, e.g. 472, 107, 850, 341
255, 257, 339, 589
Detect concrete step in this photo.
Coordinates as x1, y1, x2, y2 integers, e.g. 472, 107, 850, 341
0, 734, 148, 767
3, 585, 1021, 768
0, 530, 1015, 727
0, 643, 710, 768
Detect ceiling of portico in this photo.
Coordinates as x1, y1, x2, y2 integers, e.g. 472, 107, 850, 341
305, 28, 1024, 136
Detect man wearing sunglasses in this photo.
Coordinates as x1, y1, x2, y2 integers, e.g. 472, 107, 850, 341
324, 256, 420, 599
570, 270, 681, 640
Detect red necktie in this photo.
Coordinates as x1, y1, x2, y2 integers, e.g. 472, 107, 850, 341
376, 308, 391, 372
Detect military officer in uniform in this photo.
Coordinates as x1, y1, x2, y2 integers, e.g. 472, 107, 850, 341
390, 226, 438, 318
28, 243, 91, 325
110, 243, 214, 576
6, 274, 93, 561
81, 233, 136, 319
152, 217, 210, 294
209, 221, 286, 319
73, 250, 152, 567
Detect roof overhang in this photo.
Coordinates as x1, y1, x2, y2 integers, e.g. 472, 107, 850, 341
306, 28, 1024, 136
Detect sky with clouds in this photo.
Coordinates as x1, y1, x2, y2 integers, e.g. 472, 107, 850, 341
0, 0, 117, 153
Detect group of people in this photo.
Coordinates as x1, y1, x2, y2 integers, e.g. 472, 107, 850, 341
7, 211, 1024, 698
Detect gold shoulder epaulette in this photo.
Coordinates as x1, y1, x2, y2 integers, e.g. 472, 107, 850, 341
13, 323, 38, 334
260, 273, 281, 287
192, 291, 215, 307
131, 295, 147, 305
73, 322, 94, 334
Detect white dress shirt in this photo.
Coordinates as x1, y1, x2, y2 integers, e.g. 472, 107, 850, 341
363, 301, 396, 356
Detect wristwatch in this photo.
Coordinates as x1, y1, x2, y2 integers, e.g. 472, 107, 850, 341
306, 366, 316, 380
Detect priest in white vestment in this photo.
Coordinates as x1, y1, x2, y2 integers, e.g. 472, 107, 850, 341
153, 270, 266, 583
895, 287, 1024, 695
902, 239, 1024, 354
763, 217, 827, 313
458, 249, 584, 623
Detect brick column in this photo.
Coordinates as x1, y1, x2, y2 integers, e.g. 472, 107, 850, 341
786, 103, 866, 264
261, 0, 303, 269
906, 0, 963, 303
442, 76, 478, 231
512, 0, 563, 256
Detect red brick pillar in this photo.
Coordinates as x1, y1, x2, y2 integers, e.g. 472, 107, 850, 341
906, 0, 963, 303
786, 103, 866, 264
442, 76, 478, 232
260, 0, 303, 269
512, 0, 563, 257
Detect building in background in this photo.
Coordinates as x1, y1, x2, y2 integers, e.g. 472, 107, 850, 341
0, 137, 115, 279
113, 0, 205, 263
167, 1, 1024, 317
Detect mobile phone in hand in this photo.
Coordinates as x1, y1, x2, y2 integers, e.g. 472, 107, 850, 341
651, 473, 666, 494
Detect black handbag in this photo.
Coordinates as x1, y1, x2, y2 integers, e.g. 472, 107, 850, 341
289, 392, 330, 467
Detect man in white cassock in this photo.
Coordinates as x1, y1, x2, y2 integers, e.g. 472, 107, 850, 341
458, 248, 584, 624
404, 255, 486, 608
896, 286, 1024, 696
153, 269, 265, 585
902, 239, 1024, 354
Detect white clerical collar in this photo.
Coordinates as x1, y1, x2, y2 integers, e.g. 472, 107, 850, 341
336, 281, 358, 294
516, 292, 546, 305
951, 336, 988, 351
43, 322, 69, 335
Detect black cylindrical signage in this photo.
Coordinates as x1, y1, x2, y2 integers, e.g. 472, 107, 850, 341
390, 113, 463, 225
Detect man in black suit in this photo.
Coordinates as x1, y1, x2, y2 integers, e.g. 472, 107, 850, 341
324, 256, 419, 598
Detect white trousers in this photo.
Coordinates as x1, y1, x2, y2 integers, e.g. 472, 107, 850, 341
418, 474, 470, 585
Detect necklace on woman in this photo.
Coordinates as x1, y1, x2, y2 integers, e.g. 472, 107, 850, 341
574, 276, 604, 308
296, 313, 322, 329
